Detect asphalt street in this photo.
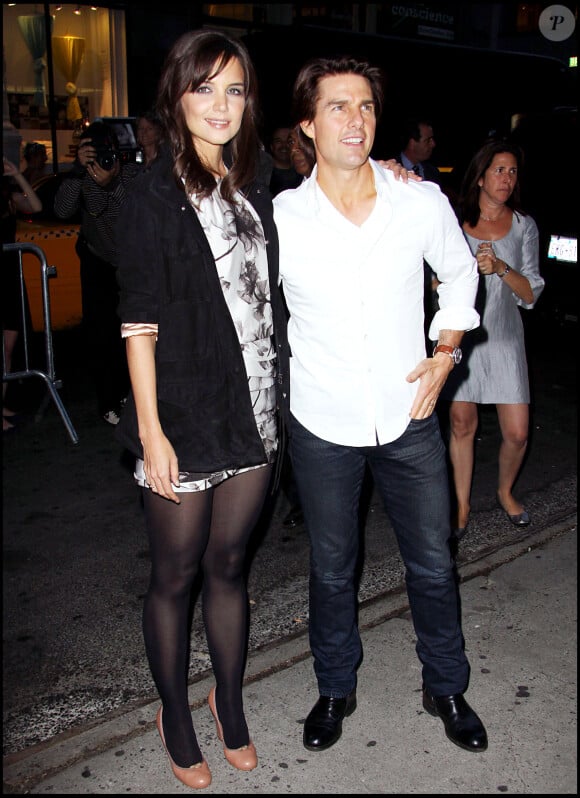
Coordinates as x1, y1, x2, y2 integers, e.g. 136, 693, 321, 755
2, 315, 577, 793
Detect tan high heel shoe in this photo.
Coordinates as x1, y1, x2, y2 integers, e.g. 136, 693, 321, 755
208, 687, 258, 771
156, 707, 212, 789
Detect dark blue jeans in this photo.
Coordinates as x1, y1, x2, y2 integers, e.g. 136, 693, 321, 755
289, 413, 469, 699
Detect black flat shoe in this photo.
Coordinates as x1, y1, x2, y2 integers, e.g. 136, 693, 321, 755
452, 524, 468, 541
505, 509, 530, 526
496, 496, 530, 527
451, 511, 470, 541
422, 687, 488, 752
303, 690, 357, 751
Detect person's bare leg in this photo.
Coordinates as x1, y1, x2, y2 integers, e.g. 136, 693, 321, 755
496, 403, 529, 516
448, 401, 478, 529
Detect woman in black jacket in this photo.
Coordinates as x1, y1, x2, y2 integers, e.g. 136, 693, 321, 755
116, 30, 289, 790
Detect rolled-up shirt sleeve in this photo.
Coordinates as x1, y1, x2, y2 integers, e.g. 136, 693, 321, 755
121, 322, 159, 339
425, 191, 480, 341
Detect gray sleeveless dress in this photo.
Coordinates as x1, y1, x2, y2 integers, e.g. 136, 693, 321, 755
441, 212, 544, 404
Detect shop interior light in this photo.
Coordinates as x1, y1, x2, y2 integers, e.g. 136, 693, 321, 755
74, 6, 82, 14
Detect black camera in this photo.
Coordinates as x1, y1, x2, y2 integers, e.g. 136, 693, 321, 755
82, 121, 119, 171
94, 147, 118, 171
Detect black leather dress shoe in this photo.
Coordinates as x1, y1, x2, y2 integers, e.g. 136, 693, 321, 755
303, 690, 357, 751
422, 687, 488, 752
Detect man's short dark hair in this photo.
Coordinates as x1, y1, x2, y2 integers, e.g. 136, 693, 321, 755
399, 118, 433, 149
291, 55, 384, 164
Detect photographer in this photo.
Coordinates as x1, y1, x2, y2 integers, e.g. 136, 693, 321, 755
55, 121, 142, 425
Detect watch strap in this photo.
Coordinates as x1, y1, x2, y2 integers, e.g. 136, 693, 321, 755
433, 344, 462, 365
433, 344, 455, 357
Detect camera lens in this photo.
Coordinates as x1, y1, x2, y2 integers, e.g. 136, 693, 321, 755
96, 150, 118, 171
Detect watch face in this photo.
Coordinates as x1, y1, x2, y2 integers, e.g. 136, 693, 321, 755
452, 347, 462, 365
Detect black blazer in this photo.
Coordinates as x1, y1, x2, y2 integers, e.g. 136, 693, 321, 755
115, 147, 290, 475
396, 153, 442, 186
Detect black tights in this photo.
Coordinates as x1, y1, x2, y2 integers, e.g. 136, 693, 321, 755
142, 465, 272, 768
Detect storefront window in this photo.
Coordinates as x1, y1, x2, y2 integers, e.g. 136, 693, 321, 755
3, 3, 128, 171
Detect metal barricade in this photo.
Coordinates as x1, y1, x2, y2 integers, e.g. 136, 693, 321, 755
2, 242, 79, 444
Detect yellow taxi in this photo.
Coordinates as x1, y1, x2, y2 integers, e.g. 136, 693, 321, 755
16, 173, 82, 332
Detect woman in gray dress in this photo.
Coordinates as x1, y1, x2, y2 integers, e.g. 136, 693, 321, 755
441, 139, 544, 537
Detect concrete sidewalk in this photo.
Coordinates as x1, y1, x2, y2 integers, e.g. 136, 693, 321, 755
4, 520, 576, 795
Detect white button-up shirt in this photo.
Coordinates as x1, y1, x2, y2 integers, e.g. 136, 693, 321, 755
273, 159, 480, 446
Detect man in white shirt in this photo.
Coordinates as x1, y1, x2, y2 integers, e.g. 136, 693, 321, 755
273, 56, 487, 756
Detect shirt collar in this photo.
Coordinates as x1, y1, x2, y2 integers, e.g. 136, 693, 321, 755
301, 159, 394, 231
303, 158, 395, 219
305, 158, 395, 205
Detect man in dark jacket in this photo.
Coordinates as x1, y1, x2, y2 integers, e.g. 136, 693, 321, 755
396, 117, 442, 184
395, 118, 443, 335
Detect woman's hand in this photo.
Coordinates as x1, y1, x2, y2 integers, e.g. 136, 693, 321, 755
89, 158, 120, 186
3, 157, 19, 177
76, 139, 97, 169
125, 334, 181, 501
77, 140, 120, 186
476, 241, 498, 275
142, 432, 181, 503
3, 157, 42, 213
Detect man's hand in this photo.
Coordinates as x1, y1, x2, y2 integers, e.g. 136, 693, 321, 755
377, 158, 422, 182
406, 355, 453, 418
